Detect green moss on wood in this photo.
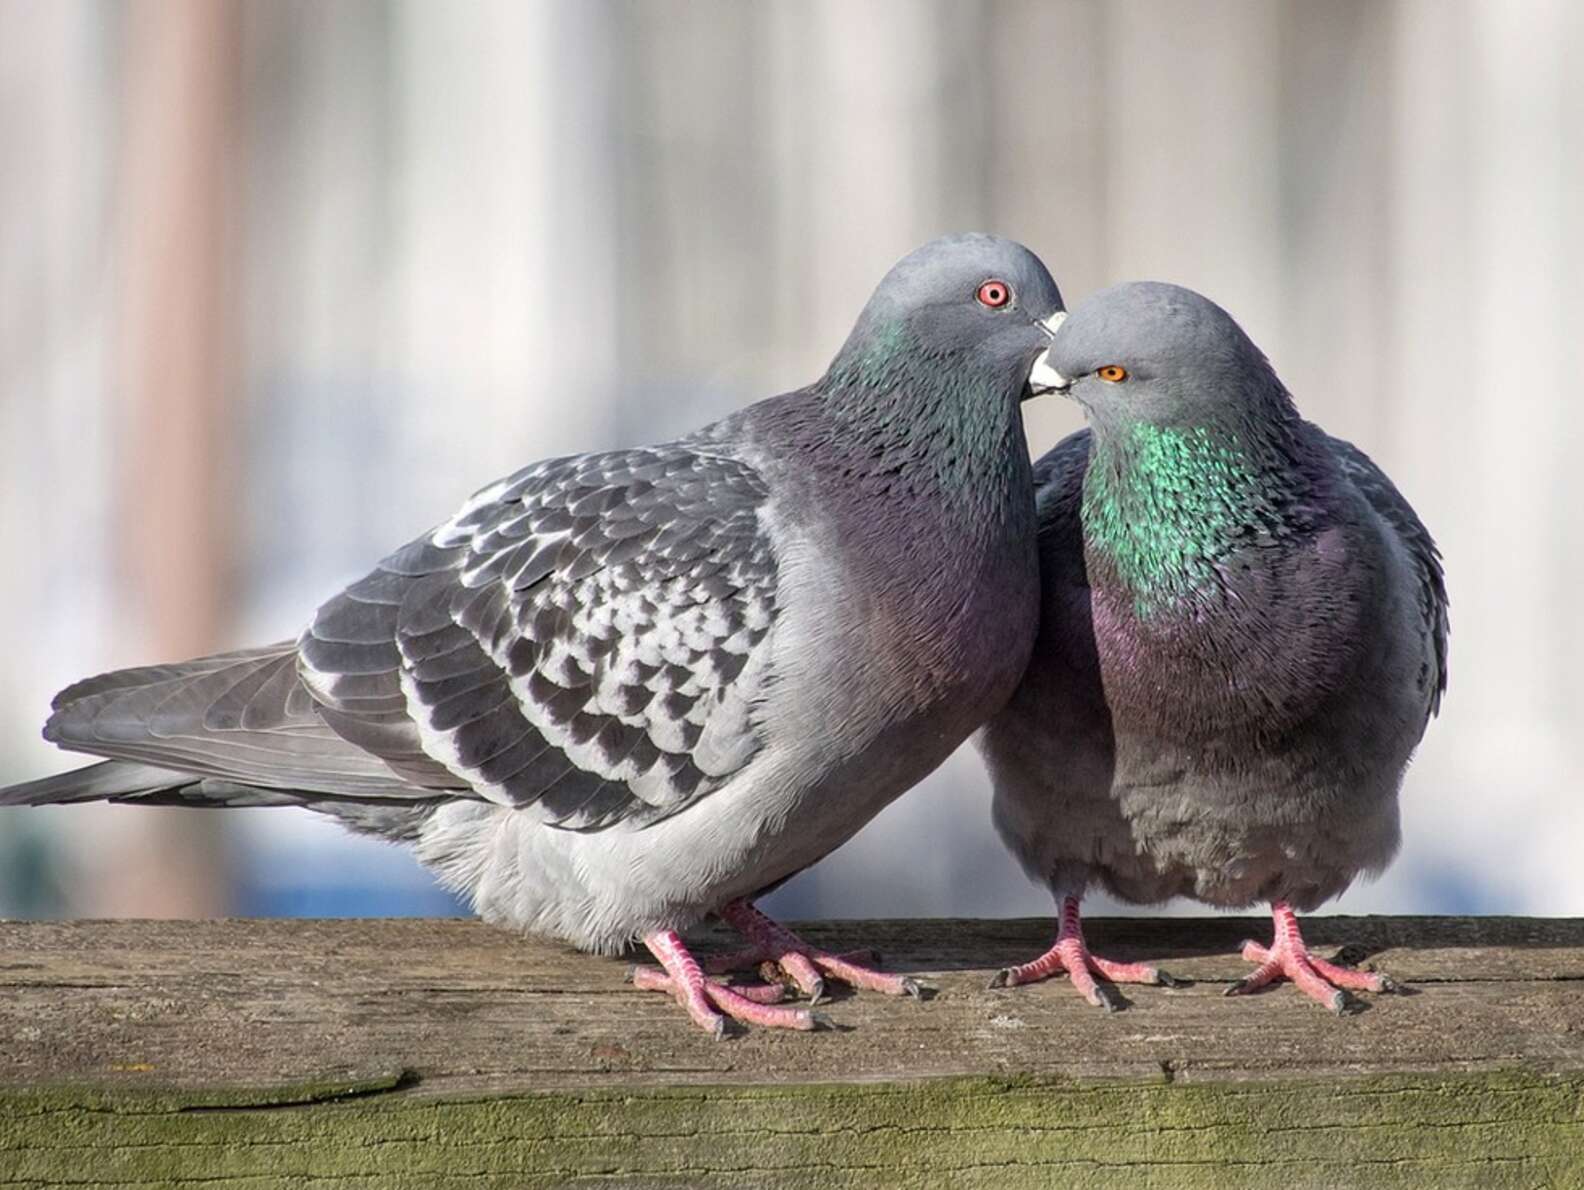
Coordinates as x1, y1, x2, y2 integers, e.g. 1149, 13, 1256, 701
3, 1071, 1581, 1189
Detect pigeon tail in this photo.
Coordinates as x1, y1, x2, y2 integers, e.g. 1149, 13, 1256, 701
0, 757, 438, 846
34, 643, 447, 801
0, 759, 195, 807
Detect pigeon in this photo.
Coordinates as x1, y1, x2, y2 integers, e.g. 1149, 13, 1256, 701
981, 281, 1447, 1012
2, 233, 1067, 1036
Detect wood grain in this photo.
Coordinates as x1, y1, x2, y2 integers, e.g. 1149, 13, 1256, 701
2, 916, 1581, 1187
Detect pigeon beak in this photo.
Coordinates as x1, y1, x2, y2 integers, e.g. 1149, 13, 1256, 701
1027, 312, 1070, 395
1027, 351, 1068, 395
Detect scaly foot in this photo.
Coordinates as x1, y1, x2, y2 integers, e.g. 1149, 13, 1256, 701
1225, 902, 1399, 1014
708, 900, 925, 1004
990, 895, 1181, 1011
637, 901, 925, 1006
635, 929, 824, 1037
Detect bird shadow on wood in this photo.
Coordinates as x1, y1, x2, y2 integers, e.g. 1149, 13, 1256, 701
626, 915, 1579, 990
664, 915, 1577, 977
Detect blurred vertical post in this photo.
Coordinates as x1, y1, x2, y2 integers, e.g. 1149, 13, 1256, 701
83, 0, 242, 916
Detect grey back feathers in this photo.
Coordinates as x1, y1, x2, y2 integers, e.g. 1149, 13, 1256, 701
979, 281, 1447, 913
299, 442, 778, 831
33, 445, 781, 836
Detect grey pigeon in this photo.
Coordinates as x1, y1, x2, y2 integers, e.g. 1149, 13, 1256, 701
3, 234, 1066, 1036
982, 281, 1447, 1012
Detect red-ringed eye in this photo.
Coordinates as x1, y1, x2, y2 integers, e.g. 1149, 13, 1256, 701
976, 279, 1012, 309
1097, 364, 1129, 382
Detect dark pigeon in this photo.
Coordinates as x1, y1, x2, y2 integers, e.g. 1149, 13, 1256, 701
3, 234, 1066, 1036
983, 281, 1447, 1012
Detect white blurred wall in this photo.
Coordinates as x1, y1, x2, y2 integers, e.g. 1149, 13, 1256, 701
1, 0, 1580, 920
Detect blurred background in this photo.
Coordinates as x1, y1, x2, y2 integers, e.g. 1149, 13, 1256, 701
1, 0, 1580, 924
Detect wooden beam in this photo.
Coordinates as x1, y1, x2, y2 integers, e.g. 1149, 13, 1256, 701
1, 916, 1580, 1185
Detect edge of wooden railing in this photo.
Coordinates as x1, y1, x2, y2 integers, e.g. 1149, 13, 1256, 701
2, 915, 1581, 1187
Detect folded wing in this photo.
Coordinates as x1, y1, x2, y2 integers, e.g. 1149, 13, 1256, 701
300, 442, 779, 829
1327, 434, 1449, 714
17, 443, 781, 832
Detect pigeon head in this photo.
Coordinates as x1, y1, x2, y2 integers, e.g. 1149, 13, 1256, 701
828, 234, 1066, 400
1031, 281, 1297, 434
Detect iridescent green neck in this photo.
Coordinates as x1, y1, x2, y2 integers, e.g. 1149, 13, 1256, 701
1081, 422, 1271, 615
821, 320, 1030, 518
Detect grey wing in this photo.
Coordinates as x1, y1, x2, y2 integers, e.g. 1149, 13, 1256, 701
1327, 434, 1449, 713
1030, 429, 1092, 548
298, 443, 779, 831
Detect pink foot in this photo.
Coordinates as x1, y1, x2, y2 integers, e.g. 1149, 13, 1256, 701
990, 896, 1181, 1011
710, 900, 926, 1004
635, 929, 824, 1037
1225, 902, 1400, 1014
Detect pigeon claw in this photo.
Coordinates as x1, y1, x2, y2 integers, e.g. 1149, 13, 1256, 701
991, 943, 1149, 1009
698, 979, 818, 1033
991, 897, 1168, 1010
1092, 980, 1128, 1013
1226, 902, 1405, 1012
781, 952, 827, 1002
715, 900, 924, 1003
640, 930, 820, 1036
1333, 991, 1365, 1016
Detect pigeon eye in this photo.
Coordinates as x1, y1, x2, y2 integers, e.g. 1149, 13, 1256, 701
976, 280, 1012, 309
1097, 365, 1129, 382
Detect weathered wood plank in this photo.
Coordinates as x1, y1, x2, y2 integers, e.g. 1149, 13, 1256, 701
5, 1071, 1581, 1189
1, 917, 1581, 1187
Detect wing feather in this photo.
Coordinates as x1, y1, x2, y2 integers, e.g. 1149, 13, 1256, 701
301, 442, 779, 829
29, 442, 778, 826
1326, 435, 1449, 714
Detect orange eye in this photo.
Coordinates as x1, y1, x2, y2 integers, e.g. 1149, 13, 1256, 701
1097, 365, 1129, 382
976, 279, 1012, 309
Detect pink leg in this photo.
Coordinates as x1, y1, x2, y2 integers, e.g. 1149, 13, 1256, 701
636, 930, 821, 1037
711, 901, 925, 1003
700, 946, 881, 978
1226, 902, 1399, 1013
629, 966, 789, 1003
990, 895, 1181, 1011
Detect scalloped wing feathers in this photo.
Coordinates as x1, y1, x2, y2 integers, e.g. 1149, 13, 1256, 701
299, 443, 779, 830
24, 444, 780, 833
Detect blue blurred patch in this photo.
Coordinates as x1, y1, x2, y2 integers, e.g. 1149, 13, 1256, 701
232, 811, 473, 920
1413, 866, 1499, 916
239, 878, 469, 918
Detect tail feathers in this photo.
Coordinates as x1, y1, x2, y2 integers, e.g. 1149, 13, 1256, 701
48, 645, 290, 713
0, 758, 440, 843
38, 643, 457, 801
0, 759, 329, 809
2, 760, 209, 807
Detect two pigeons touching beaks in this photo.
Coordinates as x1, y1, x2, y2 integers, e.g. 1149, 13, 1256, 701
2, 234, 1445, 1036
